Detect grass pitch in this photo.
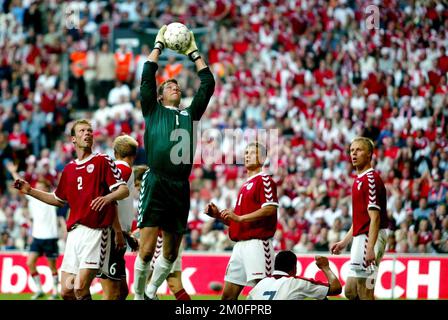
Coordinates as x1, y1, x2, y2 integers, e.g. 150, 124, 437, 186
0, 293, 222, 300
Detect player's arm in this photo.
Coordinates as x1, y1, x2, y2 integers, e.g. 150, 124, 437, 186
14, 179, 65, 207
221, 205, 276, 223
90, 184, 129, 211
58, 215, 67, 241
140, 25, 167, 116
315, 256, 342, 296
112, 207, 126, 250
5, 161, 20, 180
365, 209, 380, 266
204, 202, 229, 226
330, 225, 353, 255
179, 31, 215, 120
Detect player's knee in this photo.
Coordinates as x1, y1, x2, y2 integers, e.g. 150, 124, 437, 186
103, 291, 120, 300
120, 285, 129, 300
26, 259, 35, 269
139, 251, 153, 263
61, 288, 76, 300
344, 284, 358, 300
164, 253, 177, 263
358, 286, 375, 300
74, 288, 92, 300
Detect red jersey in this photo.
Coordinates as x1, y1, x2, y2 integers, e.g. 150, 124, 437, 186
351, 168, 389, 236
54, 153, 126, 230
229, 173, 278, 241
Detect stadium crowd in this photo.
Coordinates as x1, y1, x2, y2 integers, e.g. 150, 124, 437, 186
0, 0, 447, 256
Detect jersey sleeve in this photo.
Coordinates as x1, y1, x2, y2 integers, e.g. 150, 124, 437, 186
54, 169, 68, 203
116, 163, 132, 182
365, 174, 382, 211
101, 155, 126, 191
291, 277, 329, 300
259, 175, 279, 208
140, 61, 159, 116
189, 67, 215, 121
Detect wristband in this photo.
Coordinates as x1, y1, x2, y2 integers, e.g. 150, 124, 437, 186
154, 41, 164, 54
188, 50, 201, 62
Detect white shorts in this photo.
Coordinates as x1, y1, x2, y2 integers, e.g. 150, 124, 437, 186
149, 235, 182, 273
348, 229, 388, 279
60, 225, 111, 275
224, 239, 274, 287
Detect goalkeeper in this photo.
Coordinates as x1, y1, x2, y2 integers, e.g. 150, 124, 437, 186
133, 25, 215, 300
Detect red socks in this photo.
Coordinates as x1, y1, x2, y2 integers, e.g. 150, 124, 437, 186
175, 289, 191, 300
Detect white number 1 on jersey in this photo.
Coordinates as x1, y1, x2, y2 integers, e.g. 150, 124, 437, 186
237, 194, 243, 206
77, 176, 83, 190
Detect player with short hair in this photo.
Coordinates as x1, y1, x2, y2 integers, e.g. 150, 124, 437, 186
247, 251, 342, 300
7, 162, 65, 300
330, 137, 389, 300
206, 142, 278, 300
99, 134, 139, 300
14, 119, 129, 300
133, 25, 215, 300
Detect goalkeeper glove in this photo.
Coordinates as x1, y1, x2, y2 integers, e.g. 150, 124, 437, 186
179, 31, 201, 62
154, 25, 167, 54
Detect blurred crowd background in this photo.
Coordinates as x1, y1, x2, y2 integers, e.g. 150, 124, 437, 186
0, 0, 447, 256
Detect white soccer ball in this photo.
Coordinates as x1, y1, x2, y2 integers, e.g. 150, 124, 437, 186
164, 22, 191, 52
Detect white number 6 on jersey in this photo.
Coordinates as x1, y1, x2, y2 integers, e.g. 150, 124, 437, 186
77, 176, 83, 190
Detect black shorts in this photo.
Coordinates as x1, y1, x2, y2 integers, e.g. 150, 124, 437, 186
30, 238, 59, 259
97, 229, 126, 281
137, 170, 190, 234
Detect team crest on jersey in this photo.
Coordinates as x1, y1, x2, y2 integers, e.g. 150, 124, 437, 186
246, 182, 253, 190
180, 110, 188, 116
87, 164, 95, 173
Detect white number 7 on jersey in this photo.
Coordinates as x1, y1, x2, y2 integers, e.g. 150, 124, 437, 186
263, 291, 276, 300
77, 176, 83, 190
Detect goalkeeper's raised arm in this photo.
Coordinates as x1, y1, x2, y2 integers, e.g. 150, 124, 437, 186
177, 30, 215, 120
140, 25, 167, 116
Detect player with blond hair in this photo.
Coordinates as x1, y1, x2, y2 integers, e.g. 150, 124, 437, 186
99, 134, 139, 299
330, 137, 389, 300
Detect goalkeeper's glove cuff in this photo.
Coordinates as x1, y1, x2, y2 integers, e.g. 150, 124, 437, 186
154, 41, 164, 54
188, 50, 201, 62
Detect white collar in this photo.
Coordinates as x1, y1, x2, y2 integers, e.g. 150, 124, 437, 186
164, 105, 179, 111
272, 270, 290, 276
75, 153, 96, 165
115, 160, 130, 168
246, 171, 264, 182
357, 167, 374, 178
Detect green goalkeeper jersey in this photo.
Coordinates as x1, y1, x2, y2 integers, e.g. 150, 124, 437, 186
139, 61, 215, 180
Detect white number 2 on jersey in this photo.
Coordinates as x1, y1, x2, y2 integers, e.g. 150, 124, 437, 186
77, 176, 83, 190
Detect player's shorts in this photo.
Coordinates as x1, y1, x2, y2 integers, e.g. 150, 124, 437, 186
149, 234, 182, 273
97, 229, 127, 281
348, 228, 388, 279
30, 238, 59, 259
224, 239, 274, 287
137, 169, 190, 234
60, 224, 111, 275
